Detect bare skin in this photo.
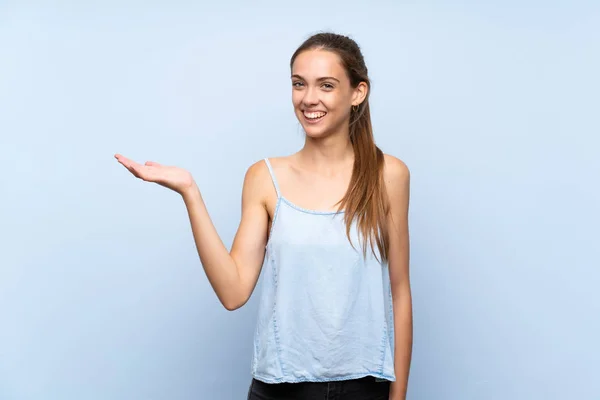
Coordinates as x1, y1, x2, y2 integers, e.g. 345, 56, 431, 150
115, 48, 412, 399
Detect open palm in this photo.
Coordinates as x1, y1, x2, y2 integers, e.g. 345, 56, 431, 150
114, 154, 195, 195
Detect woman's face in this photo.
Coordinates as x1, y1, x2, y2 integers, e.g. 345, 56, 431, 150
291, 49, 364, 139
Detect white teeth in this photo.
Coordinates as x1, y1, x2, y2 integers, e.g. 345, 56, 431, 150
304, 111, 326, 119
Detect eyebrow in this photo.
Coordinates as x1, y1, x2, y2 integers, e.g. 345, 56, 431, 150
291, 74, 340, 83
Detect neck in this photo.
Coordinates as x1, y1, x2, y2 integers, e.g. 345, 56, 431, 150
298, 128, 354, 175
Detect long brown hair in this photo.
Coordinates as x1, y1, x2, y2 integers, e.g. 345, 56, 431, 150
290, 32, 390, 263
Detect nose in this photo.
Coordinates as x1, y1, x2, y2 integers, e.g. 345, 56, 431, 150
302, 86, 319, 107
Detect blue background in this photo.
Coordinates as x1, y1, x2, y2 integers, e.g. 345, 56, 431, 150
1, 1, 599, 399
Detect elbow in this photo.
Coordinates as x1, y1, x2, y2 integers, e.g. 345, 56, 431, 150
221, 295, 249, 312
219, 278, 251, 311
223, 302, 241, 311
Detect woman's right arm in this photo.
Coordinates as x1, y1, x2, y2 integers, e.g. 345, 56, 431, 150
181, 161, 270, 311
115, 154, 270, 311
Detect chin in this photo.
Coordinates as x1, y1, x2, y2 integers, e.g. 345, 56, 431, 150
302, 125, 333, 139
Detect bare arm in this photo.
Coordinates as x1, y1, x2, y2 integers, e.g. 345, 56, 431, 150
384, 154, 413, 400
182, 161, 270, 311
114, 154, 269, 311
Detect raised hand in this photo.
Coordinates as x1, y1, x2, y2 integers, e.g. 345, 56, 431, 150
114, 154, 196, 195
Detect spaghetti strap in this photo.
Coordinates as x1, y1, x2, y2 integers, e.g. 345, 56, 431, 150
263, 158, 281, 198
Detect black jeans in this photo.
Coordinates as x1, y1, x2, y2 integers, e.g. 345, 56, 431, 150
247, 376, 390, 400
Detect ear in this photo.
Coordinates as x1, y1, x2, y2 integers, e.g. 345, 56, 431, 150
351, 81, 369, 106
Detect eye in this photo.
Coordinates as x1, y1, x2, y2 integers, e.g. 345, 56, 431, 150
292, 81, 304, 88
321, 83, 334, 90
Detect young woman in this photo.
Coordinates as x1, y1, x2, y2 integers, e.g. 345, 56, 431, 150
115, 32, 412, 400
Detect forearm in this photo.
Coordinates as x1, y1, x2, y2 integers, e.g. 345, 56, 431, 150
182, 184, 241, 309
389, 290, 413, 400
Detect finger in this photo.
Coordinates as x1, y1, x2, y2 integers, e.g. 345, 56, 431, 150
114, 153, 129, 163
115, 154, 154, 181
115, 154, 134, 167
116, 156, 140, 170
121, 162, 139, 177
115, 156, 141, 176
145, 161, 161, 167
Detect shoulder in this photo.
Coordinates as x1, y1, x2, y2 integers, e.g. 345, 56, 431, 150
244, 158, 269, 182
241, 159, 272, 201
382, 153, 410, 191
246, 158, 268, 175
382, 153, 410, 216
245, 156, 291, 179
381, 154, 410, 232
242, 156, 289, 199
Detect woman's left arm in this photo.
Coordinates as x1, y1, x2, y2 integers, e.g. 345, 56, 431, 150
384, 155, 413, 400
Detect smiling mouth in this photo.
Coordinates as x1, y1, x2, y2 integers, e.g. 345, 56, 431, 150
303, 110, 327, 123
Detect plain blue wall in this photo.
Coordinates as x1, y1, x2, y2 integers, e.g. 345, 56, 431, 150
1, 1, 599, 399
